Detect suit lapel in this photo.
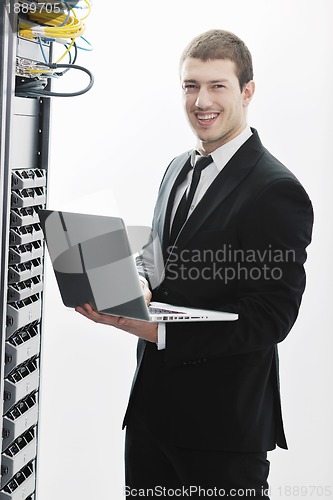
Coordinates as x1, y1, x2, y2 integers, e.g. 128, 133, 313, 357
171, 130, 265, 249
153, 151, 191, 249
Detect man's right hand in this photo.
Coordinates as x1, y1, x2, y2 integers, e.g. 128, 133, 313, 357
140, 278, 152, 305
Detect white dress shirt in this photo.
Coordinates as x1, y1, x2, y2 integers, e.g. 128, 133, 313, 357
157, 125, 253, 349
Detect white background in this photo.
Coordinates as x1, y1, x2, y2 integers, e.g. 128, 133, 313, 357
36, 1, 333, 499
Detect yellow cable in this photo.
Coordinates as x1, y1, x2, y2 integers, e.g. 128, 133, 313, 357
80, 0, 92, 22
29, 69, 54, 74
19, 2, 91, 44
56, 38, 76, 63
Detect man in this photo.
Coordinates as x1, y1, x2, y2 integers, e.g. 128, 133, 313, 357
76, 29, 313, 498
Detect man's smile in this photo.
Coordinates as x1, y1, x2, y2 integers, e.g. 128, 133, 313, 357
195, 112, 220, 126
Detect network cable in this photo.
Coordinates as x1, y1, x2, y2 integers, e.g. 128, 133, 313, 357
16, 1, 94, 97
15, 63, 94, 97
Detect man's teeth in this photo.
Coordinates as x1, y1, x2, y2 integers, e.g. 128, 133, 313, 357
197, 113, 218, 120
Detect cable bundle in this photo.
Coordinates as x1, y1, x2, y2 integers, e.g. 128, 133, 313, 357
19, 1, 91, 42
16, 1, 93, 97
15, 63, 94, 97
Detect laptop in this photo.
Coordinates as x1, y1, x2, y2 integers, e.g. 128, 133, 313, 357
38, 209, 238, 323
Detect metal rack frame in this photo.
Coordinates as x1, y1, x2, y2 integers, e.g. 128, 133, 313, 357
0, 3, 51, 498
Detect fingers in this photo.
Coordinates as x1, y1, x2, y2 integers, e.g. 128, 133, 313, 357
75, 303, 158, 341
75, 304, 118, 325
140, 281, 152, 305
75, 304, 134, 331
144, 292, 152, 305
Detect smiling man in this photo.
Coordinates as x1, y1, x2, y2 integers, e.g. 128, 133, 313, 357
181, 57, 254, 151
77, 30, 313, 498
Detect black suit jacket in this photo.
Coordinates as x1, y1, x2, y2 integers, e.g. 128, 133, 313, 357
123, 129, 314, 452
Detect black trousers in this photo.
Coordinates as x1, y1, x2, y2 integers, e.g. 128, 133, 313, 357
125, 423, 270, 499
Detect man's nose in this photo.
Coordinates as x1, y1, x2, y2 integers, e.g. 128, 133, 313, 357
195, 87, 213, 109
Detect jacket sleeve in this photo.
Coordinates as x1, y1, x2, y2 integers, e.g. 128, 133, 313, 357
135, 158, 178, 289
164, 178, 314, 365
135, 228, 165, 290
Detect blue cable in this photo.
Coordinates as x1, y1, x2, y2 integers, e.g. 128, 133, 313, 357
37, 37, 48, 63
75, 36, 93, 51
58, 2, 71, 27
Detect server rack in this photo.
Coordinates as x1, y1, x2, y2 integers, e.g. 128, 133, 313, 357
0, 3, 51, 499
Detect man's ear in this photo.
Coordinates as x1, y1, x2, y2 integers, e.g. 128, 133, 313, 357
242, 80, 255, 107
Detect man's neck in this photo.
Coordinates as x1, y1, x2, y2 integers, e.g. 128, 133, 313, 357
196, 122, 249, 155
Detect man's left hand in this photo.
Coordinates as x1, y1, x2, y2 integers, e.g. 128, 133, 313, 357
75, 303, 158, 343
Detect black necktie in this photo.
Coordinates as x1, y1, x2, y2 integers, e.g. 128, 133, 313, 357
170, 155, 212, 242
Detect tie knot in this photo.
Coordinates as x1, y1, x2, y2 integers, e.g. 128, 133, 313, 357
195, 155, 212, 172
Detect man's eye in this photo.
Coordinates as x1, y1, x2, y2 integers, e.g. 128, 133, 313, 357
213, 84, 226, 89
183, 84, 197, 93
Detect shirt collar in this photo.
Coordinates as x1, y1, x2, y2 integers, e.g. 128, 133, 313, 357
190, 125, 253, 171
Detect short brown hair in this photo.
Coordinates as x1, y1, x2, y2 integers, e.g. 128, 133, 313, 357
179, 29, 254, 90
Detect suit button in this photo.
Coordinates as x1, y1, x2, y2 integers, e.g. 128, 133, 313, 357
162, 287, 169, 297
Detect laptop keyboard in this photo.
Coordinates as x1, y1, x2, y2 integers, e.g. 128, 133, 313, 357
149, 306, 187, 315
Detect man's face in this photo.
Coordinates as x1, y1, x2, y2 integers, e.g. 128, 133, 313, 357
180, 58, 255, 154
